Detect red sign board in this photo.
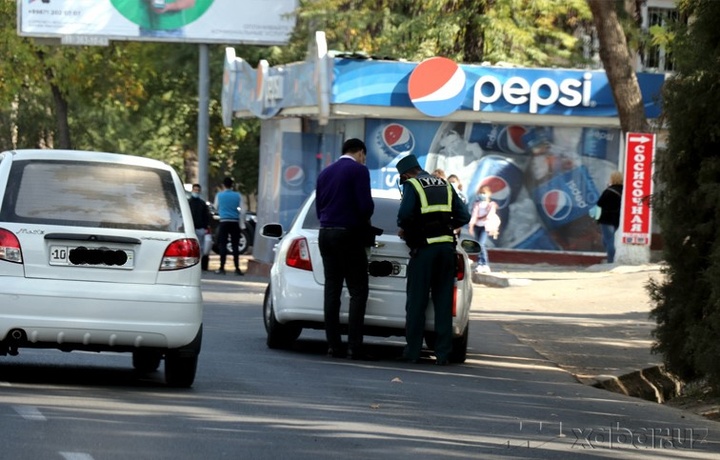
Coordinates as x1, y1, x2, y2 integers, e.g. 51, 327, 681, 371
621, 133, 656, 245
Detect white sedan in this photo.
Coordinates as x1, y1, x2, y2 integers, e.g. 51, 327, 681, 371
260, 189, 479, 363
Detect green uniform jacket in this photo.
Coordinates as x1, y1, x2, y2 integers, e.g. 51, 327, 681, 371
397, 171, 470, 247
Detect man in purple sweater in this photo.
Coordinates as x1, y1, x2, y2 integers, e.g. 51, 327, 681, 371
315, 138, 375, 360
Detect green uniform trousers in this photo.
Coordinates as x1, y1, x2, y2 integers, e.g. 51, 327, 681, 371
404, 242, 456, 361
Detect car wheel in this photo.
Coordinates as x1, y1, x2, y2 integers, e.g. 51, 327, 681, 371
164, 326, 202, 388
226, 229, 250, 255
263, 284, 301, 349
449, 325, 469, 364
165, 351, 198, 388
132, 350, 162, 373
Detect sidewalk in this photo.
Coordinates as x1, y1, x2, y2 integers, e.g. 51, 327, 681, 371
470, 262, 681, 403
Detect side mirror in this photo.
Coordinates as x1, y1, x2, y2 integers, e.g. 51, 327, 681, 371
460, 238, 481, 255
261, 223, 283, 239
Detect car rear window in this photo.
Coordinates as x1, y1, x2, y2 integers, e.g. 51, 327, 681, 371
302, 197, 401, 235
0, 160, 184, 232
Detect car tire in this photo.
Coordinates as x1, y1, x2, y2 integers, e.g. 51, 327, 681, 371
164, 326, 202, 388
165, 352, 198, 388
132, 350, 162, 373
225, 229, 250, 255
449, 325, 469, 364
263, 285, 301, 349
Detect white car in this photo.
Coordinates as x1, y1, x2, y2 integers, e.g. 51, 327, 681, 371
261, 189, 479, 363
0, 149, 203, 387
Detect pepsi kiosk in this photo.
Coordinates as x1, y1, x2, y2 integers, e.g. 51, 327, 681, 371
222, 31, 665, 268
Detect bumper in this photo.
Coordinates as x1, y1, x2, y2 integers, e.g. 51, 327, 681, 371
0, 277, 203, 350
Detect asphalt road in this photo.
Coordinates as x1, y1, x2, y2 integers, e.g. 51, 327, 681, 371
1, 272, 719, 459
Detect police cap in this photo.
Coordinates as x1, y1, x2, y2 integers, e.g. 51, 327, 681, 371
396, 154, 420, 175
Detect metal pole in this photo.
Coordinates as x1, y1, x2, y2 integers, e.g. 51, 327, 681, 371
197, 44, 210, 199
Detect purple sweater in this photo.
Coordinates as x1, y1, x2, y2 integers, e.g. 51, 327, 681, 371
315, 156, 374, 229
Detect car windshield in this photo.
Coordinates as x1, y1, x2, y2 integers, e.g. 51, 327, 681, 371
302, 196, 401, 235
0, 160, 184, 232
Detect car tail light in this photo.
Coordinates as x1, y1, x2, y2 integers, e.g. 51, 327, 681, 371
452, 252, 465, 317
285, 237, 312, 271
452, 286, 457, 317
455, 252, 465, 281
160, 238, 200, 271
0, 228, 23, 264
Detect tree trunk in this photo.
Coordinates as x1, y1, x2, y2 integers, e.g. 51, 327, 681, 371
587, 0, 648, 133
37, 49, 72, 149
458, 0, 485, 62
49, 81, 72, 149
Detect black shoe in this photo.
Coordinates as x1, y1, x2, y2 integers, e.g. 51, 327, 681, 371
234, 268, 244, 276
348, 350, 378, 361
435, 357, 450, 366
214, 269, 226, 275
327, 347, 346, 358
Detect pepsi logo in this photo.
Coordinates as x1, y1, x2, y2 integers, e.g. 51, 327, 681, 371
541, 190, 573, 221
283, 165, 305, 188
497, 125, 528, 154
380, 123, 415, 156
479, 176, 512, 209
408, 57, 466, 118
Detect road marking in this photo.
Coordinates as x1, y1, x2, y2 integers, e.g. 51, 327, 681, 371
0, 381, 10, 387
60, 454, 95, 460
12, 405, 46, 421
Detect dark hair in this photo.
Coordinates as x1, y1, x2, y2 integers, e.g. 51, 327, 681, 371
192, 183, 201, 190
342, 138, 366, 155
223, 177, 234, 188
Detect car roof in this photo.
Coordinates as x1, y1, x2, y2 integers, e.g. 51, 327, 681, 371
371, 188, 402, 200
3, 149, 174, 171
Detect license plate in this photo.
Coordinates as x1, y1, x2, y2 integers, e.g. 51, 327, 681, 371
368, 260, 407, 278
49, 245, 134, 269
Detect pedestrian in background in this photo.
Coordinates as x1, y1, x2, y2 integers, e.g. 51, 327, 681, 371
188, 183, 212, 271
213, 177, 244, 275
315, 138, 375, 360
447, 174, 467, 203
469, 185, 499, 273
396, 154, 470, 365
596, 171, 624, 263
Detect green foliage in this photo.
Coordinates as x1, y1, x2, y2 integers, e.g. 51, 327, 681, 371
0, 2, 261, 198
648, 0, 720, 390
286, 0, 592, 66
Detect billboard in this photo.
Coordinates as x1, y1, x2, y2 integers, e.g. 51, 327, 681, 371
18, 0, 297, 45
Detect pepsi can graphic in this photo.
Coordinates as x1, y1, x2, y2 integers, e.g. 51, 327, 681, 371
581, 127, 620, 160
467, 155, 524, 205
532, 165, 600, 230
468, 123, 530, 155
467, 155, 524, 234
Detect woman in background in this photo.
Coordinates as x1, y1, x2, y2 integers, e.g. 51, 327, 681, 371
469, 185, 498, 273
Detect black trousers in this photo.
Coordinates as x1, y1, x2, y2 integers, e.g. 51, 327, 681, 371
404, 242, 456, 361
318, 228, 369, 353
216, 220, 240, 270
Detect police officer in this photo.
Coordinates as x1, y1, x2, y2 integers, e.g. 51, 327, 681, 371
396, 154, 470, 365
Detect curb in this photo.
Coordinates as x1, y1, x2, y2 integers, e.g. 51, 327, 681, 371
471, 272, 532, 287
587, 366, 682, 403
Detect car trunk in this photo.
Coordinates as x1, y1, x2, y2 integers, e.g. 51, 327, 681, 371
16, 225, 180, 285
